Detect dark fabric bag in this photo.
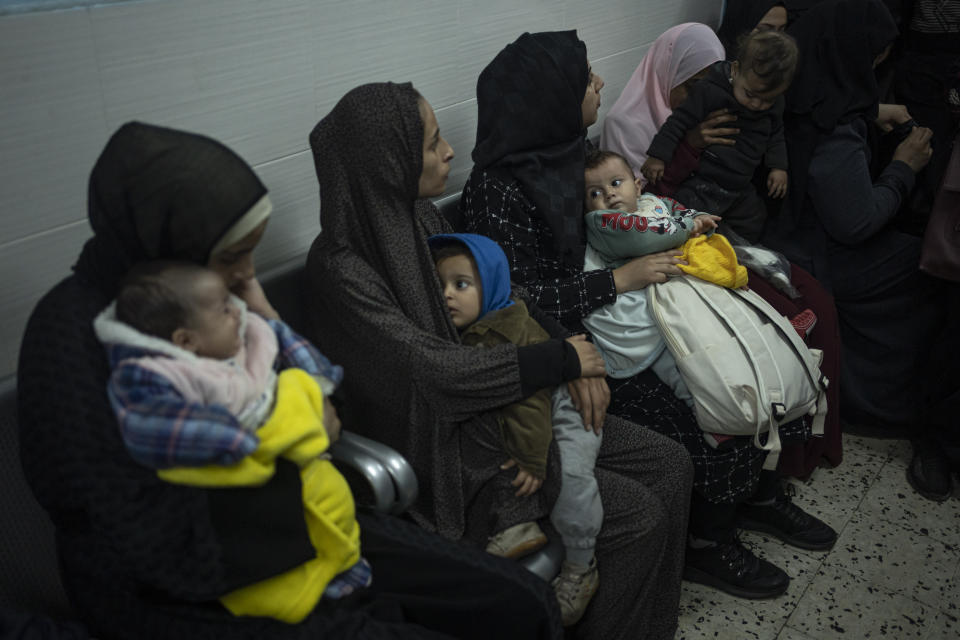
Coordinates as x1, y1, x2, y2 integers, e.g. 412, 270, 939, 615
920, 133, 960, 281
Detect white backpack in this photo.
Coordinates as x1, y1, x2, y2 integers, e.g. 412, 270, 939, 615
647, 276, 828, 469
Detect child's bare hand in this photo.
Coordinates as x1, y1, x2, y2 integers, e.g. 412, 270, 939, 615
500, 459, 543, 497
565, 334, 606, 377
232, 276, 280, 320
640, 157, 666, 185
322, 397, 341, 443
691, 215, 721, 236
767, 169, 788, 199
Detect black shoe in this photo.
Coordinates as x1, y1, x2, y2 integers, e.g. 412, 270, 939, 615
907, 438, 952, 502
683, 538, 789, 599
738, 485, 837, 551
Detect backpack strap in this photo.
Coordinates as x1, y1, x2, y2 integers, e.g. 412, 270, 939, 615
734, 287, 829, 439
683, 279, 781, 454
688, 279, 830, 451
734, 288, 827, 389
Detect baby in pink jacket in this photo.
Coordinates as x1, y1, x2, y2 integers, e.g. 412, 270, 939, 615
94, 260, 343, 469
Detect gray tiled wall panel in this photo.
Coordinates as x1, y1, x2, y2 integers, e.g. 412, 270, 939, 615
0, 0, 720, 380
0, 9, 108, 240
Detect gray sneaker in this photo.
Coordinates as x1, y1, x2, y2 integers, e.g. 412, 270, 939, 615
551, 557, 599, 626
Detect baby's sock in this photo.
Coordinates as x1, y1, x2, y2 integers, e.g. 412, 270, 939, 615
789, 308, 817, 340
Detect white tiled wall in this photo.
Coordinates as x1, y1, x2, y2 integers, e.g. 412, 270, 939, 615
0, 0, 721, 380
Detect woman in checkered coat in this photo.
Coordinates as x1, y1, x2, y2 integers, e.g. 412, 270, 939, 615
460, 29, 837, 601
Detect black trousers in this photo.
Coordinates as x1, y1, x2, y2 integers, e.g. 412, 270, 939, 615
65, 510, 562, 640
318, 510, 563, 639
689, 470, 780, 544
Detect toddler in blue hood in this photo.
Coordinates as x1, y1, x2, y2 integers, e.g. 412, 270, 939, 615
429, 233, 602, 627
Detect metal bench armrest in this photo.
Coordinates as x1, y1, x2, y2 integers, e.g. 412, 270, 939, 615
330, 431, 419, 515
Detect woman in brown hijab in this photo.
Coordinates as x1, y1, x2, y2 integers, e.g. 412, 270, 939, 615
305, 82, 693, 640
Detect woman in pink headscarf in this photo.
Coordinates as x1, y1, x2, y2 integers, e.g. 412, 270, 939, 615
600, 22, 844, 482
601, 22, 738, 193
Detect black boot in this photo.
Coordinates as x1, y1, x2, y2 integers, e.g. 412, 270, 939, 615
738, 483, 837, 551
907, 437, 952, 502
684, 537, 789, 599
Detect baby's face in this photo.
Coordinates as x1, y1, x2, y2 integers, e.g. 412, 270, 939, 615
436, 254, 482, 329
730, 65, 786, 112
584, 158, 641, 213
185, 271, 243, 360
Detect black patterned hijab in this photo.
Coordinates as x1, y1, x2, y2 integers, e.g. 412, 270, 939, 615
471, 31, 589, 271
75, 122, 268, 297
784, 0, 898, 216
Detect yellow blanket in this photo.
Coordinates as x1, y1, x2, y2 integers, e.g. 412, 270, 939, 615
678, 234, 748, 289
159, 368, 360, 623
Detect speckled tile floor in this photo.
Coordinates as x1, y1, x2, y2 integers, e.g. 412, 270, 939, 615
674, 434, 960, 640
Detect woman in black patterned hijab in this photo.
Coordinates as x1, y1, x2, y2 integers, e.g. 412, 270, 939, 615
470, 31, 592, 273
460, 30, 841, 607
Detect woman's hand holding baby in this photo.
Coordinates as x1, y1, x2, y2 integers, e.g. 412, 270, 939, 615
566, 334, 606, 377
568, 377, 609, 434
685, 108, 739, 148
565, 335, 609, 432
767, 169, 788, 199
640, 157, 666, 185
322, 397, 341, 444
613, 250, 686, 293
232, 276, 280, 320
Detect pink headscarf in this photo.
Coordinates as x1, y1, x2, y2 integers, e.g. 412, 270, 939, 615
600, 23, 725, 175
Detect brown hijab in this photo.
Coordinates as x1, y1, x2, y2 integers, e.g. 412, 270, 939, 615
306, 83, 526, 538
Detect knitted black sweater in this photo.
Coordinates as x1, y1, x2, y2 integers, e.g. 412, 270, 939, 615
647, 61, 787, 192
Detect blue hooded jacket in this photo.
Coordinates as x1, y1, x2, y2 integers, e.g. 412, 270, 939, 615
428, 233, 514, 320
428, 233, 555, 477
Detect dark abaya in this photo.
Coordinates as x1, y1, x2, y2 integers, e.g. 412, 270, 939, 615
17, 122, 562, 640
770, 0, 960, 425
